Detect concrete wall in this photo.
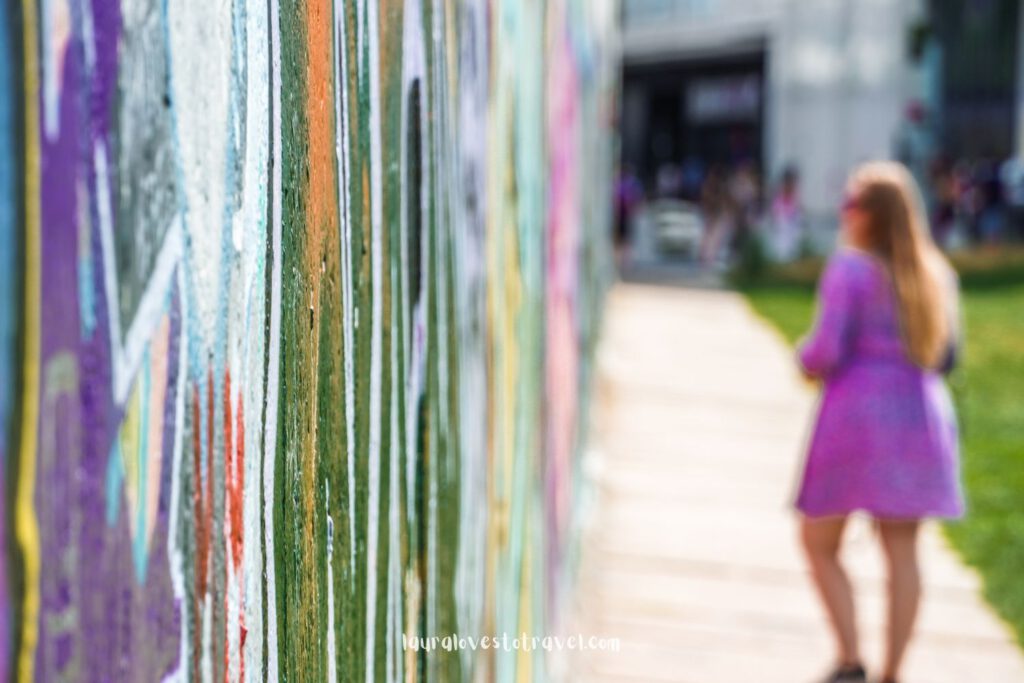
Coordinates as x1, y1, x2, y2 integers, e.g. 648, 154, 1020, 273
769, 0, 923, 224
0, 0, 619, 680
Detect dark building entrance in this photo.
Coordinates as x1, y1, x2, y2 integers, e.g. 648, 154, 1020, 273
620, 50, 766, 200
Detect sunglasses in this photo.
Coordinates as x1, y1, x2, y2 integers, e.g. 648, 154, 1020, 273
841, 194, 862, 212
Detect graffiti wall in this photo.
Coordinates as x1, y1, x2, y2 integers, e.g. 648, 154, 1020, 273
0, 0, 618, 681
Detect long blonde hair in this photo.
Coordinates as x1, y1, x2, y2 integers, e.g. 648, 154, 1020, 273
850, 162, 956, 368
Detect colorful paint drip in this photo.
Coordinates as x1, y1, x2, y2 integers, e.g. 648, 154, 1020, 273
0, 0, 619, 680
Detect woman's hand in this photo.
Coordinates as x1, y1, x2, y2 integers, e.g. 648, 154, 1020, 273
798, 361, 820, 385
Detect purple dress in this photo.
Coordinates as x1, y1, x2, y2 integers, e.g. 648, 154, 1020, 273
795, 249, 964, 519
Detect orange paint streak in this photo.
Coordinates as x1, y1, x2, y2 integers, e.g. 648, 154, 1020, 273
229, 385, 244, 569
302, 0, 338, 604
304, 0, 338, 259
294, 0, 342, 669
220, 371, 247, 682
222, 373, 238, 567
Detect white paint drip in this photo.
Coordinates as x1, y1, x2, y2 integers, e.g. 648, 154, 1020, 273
401, 0, 427, 539
430, 43, 448, 471
225, 549, 242, 682
241, 0, 271, 676
451, 0, 490, 657
425, 209, 440, 665
201, 592, 213, 683
80, 0, 96, 73
325, 479, 338, 683
160, 266, 189, 683
262, 0, 284, 675
41, 0, 70, 139
365, 1, 384, 681
167, 0, 232, 348
95, 141, 121, 376
424, 4, 441, 648
332, 0, 357, 579
386, 269, 402, 683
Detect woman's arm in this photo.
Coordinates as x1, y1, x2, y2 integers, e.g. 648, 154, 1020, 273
798, 256, 857, 379
938, 266, 963, 376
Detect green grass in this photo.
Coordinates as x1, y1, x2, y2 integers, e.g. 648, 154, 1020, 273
744, 283, 815, 345
741, 255, 1024, 648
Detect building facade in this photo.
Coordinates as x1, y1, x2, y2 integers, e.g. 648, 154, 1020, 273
622, 0, 1023, 231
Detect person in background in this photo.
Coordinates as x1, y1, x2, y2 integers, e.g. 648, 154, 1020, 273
928, 157, 957, 248
952, 159, 982, 244
795, 162, 962, 683
770, 165, 802, 262
614, 164, 644, 264
999, 155, 1024, 240
728, 159, 761, 251
655, 162, 683, 199
681, 155, 705, 202
977, 159, 1006, 245
699, 165, 735, 265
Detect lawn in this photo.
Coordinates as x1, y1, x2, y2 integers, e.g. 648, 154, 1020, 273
741, 250, 1024, 647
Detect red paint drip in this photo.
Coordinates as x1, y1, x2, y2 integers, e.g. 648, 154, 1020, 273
234, 389, 245, 680
221, 371, 247, 681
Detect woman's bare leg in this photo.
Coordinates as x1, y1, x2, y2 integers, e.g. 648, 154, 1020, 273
801, 516, 860, 667
878, 519, 922, 682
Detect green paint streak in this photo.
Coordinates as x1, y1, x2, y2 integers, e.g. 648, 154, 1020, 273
274, 0, 341, 678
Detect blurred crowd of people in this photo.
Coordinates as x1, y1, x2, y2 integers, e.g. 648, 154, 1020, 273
927, 156, 1024, 249
615, 158, 805, 266
615, 152, 1024, 267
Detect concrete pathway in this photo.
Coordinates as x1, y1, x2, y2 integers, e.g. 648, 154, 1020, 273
565, 283, 1024, 683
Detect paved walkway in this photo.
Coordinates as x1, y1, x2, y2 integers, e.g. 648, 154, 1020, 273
566, 283, 1024, 683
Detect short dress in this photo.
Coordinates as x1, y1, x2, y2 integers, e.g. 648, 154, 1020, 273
795, 248, 964, 519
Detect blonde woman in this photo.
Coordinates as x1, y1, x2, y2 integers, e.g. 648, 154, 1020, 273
795, 162, 963, 683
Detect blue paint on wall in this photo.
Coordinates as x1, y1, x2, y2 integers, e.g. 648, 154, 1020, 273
0, 0, 16, 465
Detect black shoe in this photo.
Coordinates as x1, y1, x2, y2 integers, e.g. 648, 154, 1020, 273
821, 663, 867, 683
